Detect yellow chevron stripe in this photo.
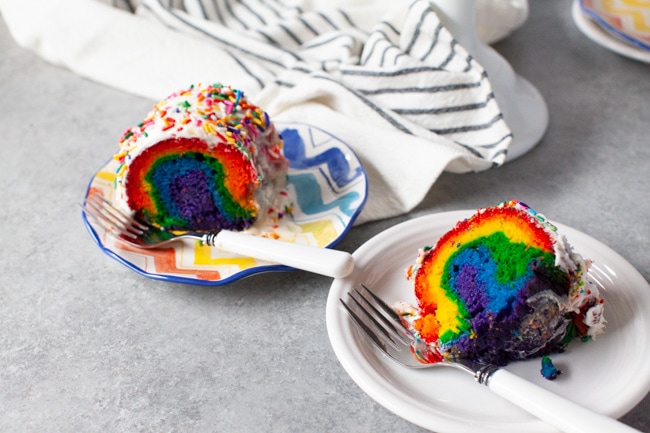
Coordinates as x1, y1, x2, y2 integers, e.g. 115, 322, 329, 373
589, 0, 650, 34
297, 220, 337, 247
193, 243, 259, 268
604, 1, 650, 32
619, 0, 650, 7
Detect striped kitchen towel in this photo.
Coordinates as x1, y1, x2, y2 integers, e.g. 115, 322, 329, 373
0, 0, 516, 223
134, 0, 511, 161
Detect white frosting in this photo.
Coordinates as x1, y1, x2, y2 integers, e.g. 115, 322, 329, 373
514, 202, 606, 337
110, 83, 291, 234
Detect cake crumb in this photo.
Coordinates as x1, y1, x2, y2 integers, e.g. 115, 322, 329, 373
540, 356, 562, 380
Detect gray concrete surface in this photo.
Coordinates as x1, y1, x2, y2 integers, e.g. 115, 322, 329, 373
1, 1, 648, 432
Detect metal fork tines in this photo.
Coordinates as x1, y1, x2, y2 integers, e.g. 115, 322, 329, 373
339, 284, 427, 369
340, 284, 499, 380
82, 194, 149, 241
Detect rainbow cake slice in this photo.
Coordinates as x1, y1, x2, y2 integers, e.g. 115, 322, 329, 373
402, 200, 605, 366
113, 83, 289, 233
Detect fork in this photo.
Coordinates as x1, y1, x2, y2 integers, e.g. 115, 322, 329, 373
340, 284, 641, 433
82, 194, 354, 279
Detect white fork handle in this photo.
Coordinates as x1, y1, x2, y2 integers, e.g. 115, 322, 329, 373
214, 230, 355, 279
488, 369, 641, 433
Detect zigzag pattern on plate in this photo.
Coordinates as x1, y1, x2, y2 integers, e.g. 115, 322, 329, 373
84, 123, 367, 284
582, 0, 650, 49
281, 126, 364, 220
288, 173, 362, 217
281, 128, 365, 189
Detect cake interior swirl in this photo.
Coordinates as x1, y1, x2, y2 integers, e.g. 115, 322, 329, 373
400, 200, 605, 367
112, 83, 290, 235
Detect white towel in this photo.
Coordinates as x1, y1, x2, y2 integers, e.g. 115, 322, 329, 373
0, 0, 526, 224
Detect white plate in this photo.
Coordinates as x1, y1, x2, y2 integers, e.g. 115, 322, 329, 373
82, 122, 367, 285
326, 211, 650, 433
572, 0, 650, 64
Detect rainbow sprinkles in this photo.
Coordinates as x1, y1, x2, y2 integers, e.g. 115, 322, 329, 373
112, 83, 290, 234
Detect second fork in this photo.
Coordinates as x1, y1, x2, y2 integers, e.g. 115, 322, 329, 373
341, 284, 641, 433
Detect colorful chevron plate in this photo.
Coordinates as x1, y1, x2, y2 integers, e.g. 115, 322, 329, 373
580, 0, 650, 51
82, 122, 367, 285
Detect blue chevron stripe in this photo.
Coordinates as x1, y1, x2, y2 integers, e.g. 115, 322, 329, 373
288, 173, 361, 217
281, 127, 364, 189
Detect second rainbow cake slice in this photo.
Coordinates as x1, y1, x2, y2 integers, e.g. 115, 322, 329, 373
401, 200, 606, 366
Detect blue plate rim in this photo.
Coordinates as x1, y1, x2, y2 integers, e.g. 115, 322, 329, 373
82, 121, 368, 286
